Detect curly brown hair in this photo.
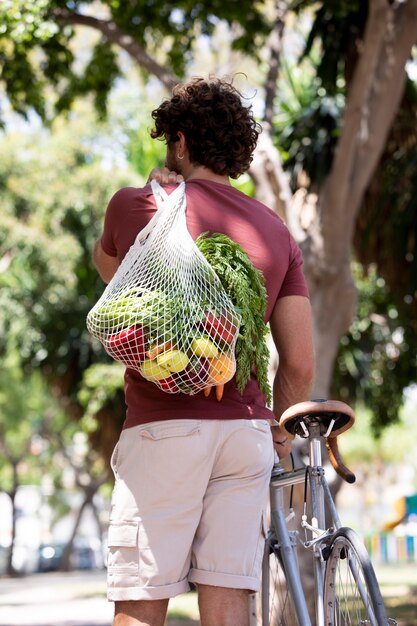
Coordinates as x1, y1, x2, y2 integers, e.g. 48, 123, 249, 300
150, 77, 261, 179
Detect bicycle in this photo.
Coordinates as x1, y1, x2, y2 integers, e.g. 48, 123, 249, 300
250, 398, 397, 626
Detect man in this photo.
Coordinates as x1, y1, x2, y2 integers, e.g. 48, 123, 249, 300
93, 76, 315, 626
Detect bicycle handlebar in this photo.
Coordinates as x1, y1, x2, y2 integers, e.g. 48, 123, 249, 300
325, 437, 356, 484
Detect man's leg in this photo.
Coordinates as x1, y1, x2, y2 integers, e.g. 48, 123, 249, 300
114, 599, 169, 626
198, 585, 249, 626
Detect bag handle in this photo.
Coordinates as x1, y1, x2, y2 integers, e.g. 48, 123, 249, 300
135, 181, 186, 244
150, 179, 170, 208
150, 179, 185, 211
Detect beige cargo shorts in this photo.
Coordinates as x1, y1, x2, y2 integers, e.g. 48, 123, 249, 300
107, 418, 274, 601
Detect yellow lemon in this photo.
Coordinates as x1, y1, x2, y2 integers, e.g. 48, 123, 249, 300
140, 359, 171, 381
191, 337, 219, 359
157, 349, 189, 373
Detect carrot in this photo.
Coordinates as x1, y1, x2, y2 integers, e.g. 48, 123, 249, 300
203, 386, 212, 398
215, 384, 224, 401
145, 340, 172, 360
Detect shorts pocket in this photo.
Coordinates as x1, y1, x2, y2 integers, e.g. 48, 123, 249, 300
107, 521, 139, 588
138, 419, 201, 441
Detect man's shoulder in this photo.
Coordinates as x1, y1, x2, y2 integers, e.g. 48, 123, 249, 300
108, 184, 158, 212
185, 179, 285, 223
111, 183, 152, 199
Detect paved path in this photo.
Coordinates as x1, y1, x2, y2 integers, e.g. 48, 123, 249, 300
0, 571, 200, 626
0, 570, 113, 626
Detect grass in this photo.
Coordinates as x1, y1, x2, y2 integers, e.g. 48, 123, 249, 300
375, 563, 417, 626
165, 564, 417, 625
167, 592, 199, 625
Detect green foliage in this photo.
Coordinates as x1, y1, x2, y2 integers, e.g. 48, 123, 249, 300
0, 0, 270, 124
0, 347, 67, 494
272, 3, 417, 429
355, 79, 417, 317
78, 362, 125, 432
109, 0, 268, 70
274, 58, 344, 187
341, 79, 417, 431
293, 0, 366, 95
0, 355, 111, 534
231, 173, 255, 197
55, 40, 119, 118
333, 264, 417, 433
196, 233, 271, 402
339, 398, 417, 467
1, 0, 416, 443
0, 111, 130, 371
0, 107, 134, 458
127, 110, 167, 179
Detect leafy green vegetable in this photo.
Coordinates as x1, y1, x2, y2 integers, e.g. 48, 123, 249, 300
196, 233, 271, 403
89, 288, 181, 341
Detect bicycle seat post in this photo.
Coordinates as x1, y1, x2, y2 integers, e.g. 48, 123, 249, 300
307, 420, 322, 468
306, 420, 327, 546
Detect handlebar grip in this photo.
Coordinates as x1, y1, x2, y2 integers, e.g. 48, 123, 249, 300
325, 437, 356, 484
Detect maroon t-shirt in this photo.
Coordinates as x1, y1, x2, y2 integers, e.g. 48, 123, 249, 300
100, 179, 309, 428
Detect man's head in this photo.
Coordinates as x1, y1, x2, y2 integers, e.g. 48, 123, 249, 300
150, 76, 261, 179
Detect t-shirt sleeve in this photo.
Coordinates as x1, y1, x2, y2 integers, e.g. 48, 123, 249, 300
278, 233, 310, 299
100, 186, 160, 261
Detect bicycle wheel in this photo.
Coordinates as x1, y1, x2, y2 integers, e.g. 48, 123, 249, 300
259, 530, 297, 626
323, 527, 388, 626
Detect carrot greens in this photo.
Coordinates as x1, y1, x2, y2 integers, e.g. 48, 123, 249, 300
196, 233, 271, 404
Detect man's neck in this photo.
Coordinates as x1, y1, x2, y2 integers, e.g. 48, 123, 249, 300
184, 164, 231, 186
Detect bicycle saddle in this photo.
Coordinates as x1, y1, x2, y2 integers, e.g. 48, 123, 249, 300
279, 399, 355, 438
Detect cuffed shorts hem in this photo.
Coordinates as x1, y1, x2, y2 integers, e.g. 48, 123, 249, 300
189, 568, 260, 592
107, 578, 190, 602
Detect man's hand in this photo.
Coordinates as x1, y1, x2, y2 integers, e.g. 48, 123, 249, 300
271, 424, 292, 459
147, 167, 184, 184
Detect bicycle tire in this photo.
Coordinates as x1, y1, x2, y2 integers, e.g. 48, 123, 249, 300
259, 530, 298, 626
323, 527, 388, 626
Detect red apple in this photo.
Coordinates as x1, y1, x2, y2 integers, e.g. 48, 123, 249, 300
157, 376, 179, 393
200, 311, 237, 345
105, 324, 147, 366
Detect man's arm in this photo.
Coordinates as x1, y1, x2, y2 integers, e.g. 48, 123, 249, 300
269, 295, 315, 457
93, 239, 119, 284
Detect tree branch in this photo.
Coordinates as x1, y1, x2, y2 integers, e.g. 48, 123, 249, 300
52, 8, 179, 90
250, 1, 305, 237
250, 131, 293, 220
263, 1, 288, 128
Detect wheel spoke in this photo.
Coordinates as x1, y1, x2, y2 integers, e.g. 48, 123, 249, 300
258, 536, 297, 626
324, 528, 388, 626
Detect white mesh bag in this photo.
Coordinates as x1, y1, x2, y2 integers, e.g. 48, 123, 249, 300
87, 181, 241, 395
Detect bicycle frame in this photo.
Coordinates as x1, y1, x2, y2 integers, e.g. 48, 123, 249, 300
269, 465, 312, 626
268, 420, 382, 626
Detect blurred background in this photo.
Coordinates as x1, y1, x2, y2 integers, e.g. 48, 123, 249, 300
1, 1, 417, 624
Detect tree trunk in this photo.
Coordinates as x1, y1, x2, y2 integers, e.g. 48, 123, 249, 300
59, 479, 106, 572
252, 0, 417, 400
251, 4, 417, 617
6, 465, 19, 577
307, 0, 417, 398
303, 255, 358, 399
59, 497, 90, 572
